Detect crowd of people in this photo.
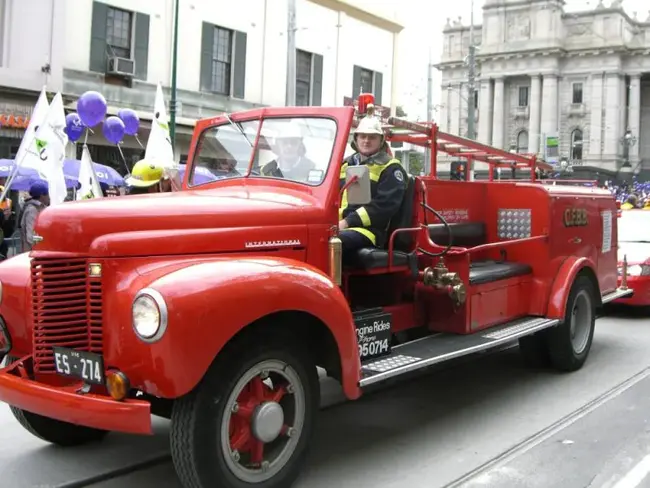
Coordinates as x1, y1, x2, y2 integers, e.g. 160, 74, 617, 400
0, 159, 172, 260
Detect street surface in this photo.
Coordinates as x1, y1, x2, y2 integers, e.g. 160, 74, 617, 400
1, 308, 650, 488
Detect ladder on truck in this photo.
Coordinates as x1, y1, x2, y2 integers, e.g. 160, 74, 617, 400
348, 95, 553, 181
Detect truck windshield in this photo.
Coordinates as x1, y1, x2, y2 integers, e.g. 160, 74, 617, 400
189, 116, 338, 187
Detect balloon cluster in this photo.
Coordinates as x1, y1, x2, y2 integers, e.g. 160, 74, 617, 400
64, 91, 140, 145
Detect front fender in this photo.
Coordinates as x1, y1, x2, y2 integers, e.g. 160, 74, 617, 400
127, 257, 360, 400
546, 256, 598, 319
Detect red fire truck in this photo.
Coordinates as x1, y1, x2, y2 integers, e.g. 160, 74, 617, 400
0, 95, 632, 488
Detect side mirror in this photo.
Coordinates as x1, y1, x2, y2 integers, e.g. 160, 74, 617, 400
345, 165, 371, 205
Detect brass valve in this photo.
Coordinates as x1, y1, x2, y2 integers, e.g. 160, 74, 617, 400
422, 259, 467, 306
621, 254, 628, 290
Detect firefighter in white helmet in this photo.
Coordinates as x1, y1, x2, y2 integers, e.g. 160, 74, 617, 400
261, 122, 316, 181
338, 116, 408, 262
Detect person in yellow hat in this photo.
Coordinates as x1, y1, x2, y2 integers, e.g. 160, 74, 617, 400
125, 160, 165, 195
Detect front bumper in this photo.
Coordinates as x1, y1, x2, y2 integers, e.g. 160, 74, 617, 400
0, 356, 152, 435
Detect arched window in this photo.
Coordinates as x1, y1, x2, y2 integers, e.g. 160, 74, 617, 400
516, 130, 529, 153
571, 129, 583, 161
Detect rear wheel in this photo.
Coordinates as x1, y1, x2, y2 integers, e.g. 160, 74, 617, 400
546, 275, 596, 372
170, 337, 319, 488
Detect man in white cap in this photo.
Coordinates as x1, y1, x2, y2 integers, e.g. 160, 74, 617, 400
261, 123, 315, 182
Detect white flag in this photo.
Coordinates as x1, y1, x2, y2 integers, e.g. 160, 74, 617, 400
77, 145, 103, 200
28, 93, 69, 205
13, 86, 50, 172
144, 82, 175, 169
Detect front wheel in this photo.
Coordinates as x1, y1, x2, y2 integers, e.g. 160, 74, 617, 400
170, 338, 319, 488
5, 356, 108, 447
546, 275, 596, 372
10, 408, 108, 446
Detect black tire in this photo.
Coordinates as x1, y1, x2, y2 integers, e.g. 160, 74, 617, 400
546, 275, 596, 372
5, 356, 108, 447
170, 335, 319, 488
10, 407, 109, 446
518, 333, 551, 368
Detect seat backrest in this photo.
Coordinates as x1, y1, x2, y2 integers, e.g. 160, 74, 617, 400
385, 174, 417, 251
428, 222, 486, 248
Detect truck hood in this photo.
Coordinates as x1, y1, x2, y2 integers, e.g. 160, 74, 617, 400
34, 187, 319, 255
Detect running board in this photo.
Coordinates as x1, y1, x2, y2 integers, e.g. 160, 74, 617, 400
601, 287, 634, 304
359, 316, 559, 387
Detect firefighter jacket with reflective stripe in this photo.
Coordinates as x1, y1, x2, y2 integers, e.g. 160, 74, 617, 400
339, 151, 408, 247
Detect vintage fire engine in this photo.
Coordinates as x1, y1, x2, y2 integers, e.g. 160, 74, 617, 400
0, 94, 633, 488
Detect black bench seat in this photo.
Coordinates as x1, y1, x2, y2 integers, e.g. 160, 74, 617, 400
469, 260, 532, 285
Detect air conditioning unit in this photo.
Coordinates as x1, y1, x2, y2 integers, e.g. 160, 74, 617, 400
107, 56, 135, 77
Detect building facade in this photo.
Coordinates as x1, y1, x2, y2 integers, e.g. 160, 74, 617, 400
435, 0, 650, 174
0, 0, 402, 172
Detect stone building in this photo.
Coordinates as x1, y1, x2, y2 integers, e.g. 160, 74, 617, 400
434, 0, 650, 175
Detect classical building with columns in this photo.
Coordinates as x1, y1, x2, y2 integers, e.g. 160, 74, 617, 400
434, 0, 650, 175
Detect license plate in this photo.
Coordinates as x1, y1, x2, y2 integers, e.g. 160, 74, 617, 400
354, 311, 392, 361
53, 347, 105, 385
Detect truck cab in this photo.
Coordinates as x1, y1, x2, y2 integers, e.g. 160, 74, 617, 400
0, 98, 633, 488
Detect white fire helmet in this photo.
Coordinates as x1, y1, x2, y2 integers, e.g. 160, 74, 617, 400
278, 122, 303, 139
354, 116, 384, 136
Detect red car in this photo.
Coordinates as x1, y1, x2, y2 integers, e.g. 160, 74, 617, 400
616, 209, 650, 305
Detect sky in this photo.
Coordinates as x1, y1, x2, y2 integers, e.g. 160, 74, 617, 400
379, 0, 649, 121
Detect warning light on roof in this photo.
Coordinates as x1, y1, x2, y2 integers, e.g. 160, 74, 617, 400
358, 93, 375, 114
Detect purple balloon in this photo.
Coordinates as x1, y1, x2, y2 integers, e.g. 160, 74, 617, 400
77, 91, 107, 127
117, 108, 140, 136
102, 116, 125, 145
64, 113, 84, 142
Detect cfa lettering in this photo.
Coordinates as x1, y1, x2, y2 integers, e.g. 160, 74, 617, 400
564, 208, 588, 227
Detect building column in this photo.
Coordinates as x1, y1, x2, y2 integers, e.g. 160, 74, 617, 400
603, 72, 622, 159
628, 74, 641, 163
492, 77, 505, 149
587, 73, 604, 160
540, 74, 559, 152
529, 75, 542, 155
477, 79, 493, 144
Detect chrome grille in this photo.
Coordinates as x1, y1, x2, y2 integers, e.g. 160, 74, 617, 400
31, 258, 103, 373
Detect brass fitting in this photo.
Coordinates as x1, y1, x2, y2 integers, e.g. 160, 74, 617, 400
328, 236, 343, 285
621, 254, 628, 290
422, 259, 449, 287
421, 260, 467, 306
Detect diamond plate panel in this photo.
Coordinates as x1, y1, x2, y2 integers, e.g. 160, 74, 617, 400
481, 318, 548, 340
361, 354, 421, 373
498, 208, 532, 240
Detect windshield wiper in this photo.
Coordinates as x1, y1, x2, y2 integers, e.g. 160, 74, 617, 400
224, 113, 253, 147
620, 240, 650, 243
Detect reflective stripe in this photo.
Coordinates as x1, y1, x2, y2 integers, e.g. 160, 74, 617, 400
348, 227, 376, 245
357, 207, 371, 226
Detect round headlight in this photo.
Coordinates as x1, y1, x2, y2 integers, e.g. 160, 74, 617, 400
132, 289, 168, 342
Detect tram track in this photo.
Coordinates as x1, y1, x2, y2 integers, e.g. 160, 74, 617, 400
56, 341, 648, 488
443, 365, 650, 488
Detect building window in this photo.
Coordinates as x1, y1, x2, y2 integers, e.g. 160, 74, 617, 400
516, 130, 529, 153
106, 7, 132, 58
474, 90, 479, 109
296, 50, 312, 106
359, 68, 374, 93
211, 26, 233, 95
353, 66, 383, 105
518, 86, 529, 107
572, 83, 583, 104
571, 129, 583, 160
